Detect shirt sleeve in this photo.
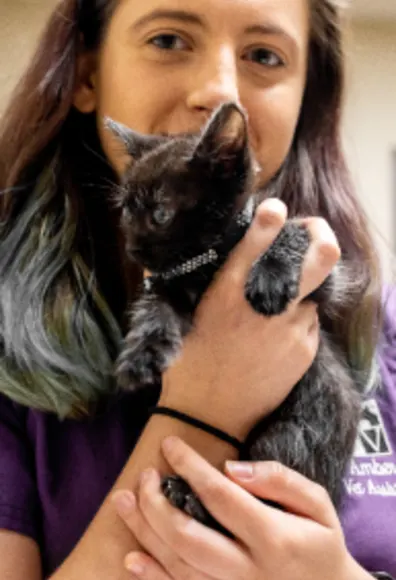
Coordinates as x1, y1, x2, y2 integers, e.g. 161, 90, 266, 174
0, 393, 40, 542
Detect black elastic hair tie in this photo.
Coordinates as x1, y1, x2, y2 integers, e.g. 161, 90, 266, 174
149, 406, 243, 452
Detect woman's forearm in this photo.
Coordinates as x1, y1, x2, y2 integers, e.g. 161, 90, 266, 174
51, 413, 238, 580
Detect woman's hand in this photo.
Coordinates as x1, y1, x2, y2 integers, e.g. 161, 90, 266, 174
113, 436, 371, 580
161, 198, 341, 440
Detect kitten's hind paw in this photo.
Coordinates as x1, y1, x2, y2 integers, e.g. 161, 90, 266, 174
161, 475, 233, 538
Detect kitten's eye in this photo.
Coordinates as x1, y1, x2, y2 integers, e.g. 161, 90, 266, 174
152, 205, 175, 225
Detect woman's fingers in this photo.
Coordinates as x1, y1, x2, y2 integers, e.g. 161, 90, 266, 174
288, 300, 320, 363
216, 199, 340, 302
225, 460, 340, 529
136, 469, 251, 579
113, 489, 214, 579
113, 441, 345, 580
160, 437, 290, 547
124, 552, 172, 579
296, 216, 341, 301
218, 198, 287, 291
212, 201, 340, 317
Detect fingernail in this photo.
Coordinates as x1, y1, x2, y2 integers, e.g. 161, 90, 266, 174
125, 554, 145, 576
162, 435, 180, 454
225, 461, 254, 480
112, 490, 136, 516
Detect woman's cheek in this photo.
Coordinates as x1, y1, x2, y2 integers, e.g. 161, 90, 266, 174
250, 91, 303, 182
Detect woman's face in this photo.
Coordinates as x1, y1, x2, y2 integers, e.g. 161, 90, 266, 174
79, 0, 310, 185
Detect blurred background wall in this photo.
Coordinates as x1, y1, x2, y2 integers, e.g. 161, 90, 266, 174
1, 0, 396, 279
343, 1, 396, 281
0, 0, 54, 115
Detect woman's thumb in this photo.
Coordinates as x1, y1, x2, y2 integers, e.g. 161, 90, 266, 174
219, 198, 287, 290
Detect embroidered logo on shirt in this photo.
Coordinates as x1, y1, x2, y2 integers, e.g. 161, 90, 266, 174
343, 399, 396, 499
353, 399, 392, 457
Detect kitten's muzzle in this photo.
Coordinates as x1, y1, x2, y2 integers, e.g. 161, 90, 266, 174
126, 245, 166, 271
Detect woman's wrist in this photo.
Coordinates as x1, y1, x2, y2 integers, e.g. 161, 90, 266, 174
148, 407, 239, 468
149, 406, 243, 451
158, 390, 255, 443
160, 370, 260, 442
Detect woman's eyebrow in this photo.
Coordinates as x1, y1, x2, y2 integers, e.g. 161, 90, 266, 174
131, 9, 298, 53
131, 9, 206, 32
245, 24, 299, 54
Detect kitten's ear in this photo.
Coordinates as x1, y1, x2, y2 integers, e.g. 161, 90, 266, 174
190, 102, 249, 173
104, 117, 164, 159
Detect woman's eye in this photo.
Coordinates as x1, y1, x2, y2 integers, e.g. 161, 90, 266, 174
152, 205, 175, 225
245, 48, 285, 68
148, 34, 188, 51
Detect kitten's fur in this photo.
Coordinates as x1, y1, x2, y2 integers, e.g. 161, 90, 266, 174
107, 103, 361, 530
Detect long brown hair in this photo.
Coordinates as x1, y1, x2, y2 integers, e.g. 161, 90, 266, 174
0, 0, 382, 417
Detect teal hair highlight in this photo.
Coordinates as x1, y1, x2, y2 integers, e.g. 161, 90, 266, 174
0, 152, 123, 418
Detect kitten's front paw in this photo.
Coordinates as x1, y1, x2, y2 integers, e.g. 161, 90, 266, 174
116, 297, 183, 390
245, 222, 310, 316
116, 345, 162, 390
245, 261, 300, 315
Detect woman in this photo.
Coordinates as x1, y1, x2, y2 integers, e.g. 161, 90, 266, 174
0, 0, 389, 578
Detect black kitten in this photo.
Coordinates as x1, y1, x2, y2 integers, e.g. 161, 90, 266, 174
107, 103, 362, 530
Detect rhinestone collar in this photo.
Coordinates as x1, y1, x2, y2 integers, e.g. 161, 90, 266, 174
144, 196, 256, 289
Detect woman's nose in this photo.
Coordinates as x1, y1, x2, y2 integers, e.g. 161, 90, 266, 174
186, 47, 240, 113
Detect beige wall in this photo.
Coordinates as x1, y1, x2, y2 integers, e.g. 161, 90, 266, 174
343, 21, 396, 281
0, 0, 54, 115
1, 3, 396, 278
